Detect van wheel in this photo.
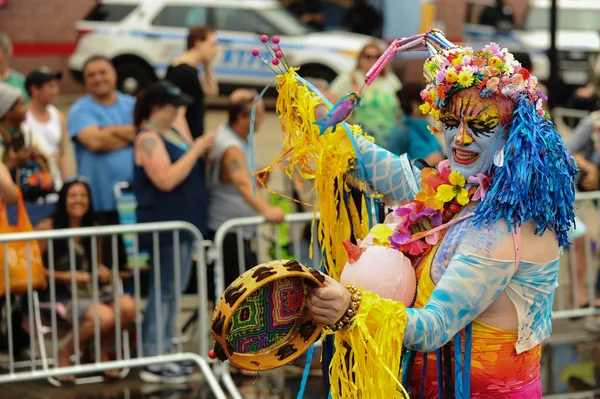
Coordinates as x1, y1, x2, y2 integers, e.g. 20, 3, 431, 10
115, 62, 156, 95
299, 65, 337, 86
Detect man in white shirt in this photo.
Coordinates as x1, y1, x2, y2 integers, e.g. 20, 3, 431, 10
25, 68, 76, 187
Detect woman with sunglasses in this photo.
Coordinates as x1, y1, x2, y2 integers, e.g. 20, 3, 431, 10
328, 41, 402, 146
132, 81, 214, 383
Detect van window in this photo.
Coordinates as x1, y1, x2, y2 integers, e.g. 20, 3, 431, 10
84, 3, 137, 22
526, 7, 600, 31
152, 6, 209, 27
213, 8, 273, 34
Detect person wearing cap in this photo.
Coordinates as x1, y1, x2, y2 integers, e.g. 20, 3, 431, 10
25, 68, 76, 189
132, 80, 214, 383
0, 81, 58, 213
0, 33, 28, 102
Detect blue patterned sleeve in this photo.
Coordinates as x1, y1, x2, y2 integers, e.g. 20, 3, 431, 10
354, 135, 421, 202
403, 252, 515, 352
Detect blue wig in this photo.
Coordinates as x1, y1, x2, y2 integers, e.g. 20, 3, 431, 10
472, 96, 577, 247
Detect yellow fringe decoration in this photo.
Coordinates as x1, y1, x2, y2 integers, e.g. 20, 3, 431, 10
257, 67, 410, 397
255, 68, 372, 280
328, 291, 410, 399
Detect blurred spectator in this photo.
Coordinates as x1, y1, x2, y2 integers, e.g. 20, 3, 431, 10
207, 89, 285, 288
0, 82, 59, 221
166, 26, 219, 140
25, 68, 76, 186
285, 0, 325, 31
478, 0, 515, 33
67, 56, 133, 271
0, 33, 28, 101
36, 177, 135, 382
132, 81, 214, 383
342, 0, 383, 37
389, 83, 444, 166
568, 112, 600, 169
329, 41, 401, 146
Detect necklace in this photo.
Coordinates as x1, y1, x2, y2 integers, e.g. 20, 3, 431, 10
385, 160, 490, 259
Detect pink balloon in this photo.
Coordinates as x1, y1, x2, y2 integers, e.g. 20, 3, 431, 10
272, 36, 281, 44
340, 241, 416, 306
251, 48, 260, 56
260, 35, 269, 43
272, 58, 280, 65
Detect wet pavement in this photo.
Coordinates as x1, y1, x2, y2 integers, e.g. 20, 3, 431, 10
1, 368, 327, 399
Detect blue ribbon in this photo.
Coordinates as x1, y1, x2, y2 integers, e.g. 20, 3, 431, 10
297, 343, 314, 399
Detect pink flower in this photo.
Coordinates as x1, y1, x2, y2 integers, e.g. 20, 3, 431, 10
425, 230, 441, 245
402, 240, 429, 256
467, 173, 489, 201
486, 77, 500, 91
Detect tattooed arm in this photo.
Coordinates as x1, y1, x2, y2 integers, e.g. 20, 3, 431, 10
354, 135, 421, 202
221, 147, 285, 223
135, 130, 212, 192
403, 221, 518, 352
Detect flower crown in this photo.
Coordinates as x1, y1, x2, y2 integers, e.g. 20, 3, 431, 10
419, 43, 548, 119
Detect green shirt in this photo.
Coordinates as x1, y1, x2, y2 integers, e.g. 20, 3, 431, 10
3, 69, 29, 102
329, 69, 402, 147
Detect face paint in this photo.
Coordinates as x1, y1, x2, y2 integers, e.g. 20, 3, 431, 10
441, 88, 507, 178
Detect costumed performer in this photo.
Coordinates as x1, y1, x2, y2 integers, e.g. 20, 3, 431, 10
302, 33, 576, 398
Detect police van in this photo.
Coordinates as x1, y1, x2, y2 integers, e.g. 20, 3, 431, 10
68, 0, 379, 94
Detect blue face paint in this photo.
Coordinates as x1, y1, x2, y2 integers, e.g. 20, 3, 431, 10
442, 89, 508, 178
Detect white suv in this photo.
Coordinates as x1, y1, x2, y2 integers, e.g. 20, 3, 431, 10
68, 0, 379, 94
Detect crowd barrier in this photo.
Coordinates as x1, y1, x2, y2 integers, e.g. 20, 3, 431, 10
0, 221, 227, 399
0, 191, 598, 398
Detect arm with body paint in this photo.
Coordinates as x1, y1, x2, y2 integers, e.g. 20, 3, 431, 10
403, 223, 516, 352
354, 135, 421, 202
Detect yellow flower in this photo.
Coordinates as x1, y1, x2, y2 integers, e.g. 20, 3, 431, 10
435, 171, 470, 205
369, 224, 393, 246
445, 69, 458, 84
430, 108, 441, 119
457, 70, 474, 87
428, 89, 436, 101
426, 62, 437, 74
488, 56, 502, 68
451, 54, 463, 67
419, 102, 432, 114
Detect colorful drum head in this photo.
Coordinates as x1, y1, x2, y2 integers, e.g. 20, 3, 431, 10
211, 260, 325, 371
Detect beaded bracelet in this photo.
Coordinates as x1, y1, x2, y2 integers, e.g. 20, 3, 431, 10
330, 283, 362, 331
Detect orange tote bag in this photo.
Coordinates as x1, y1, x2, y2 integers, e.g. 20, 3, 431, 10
0, 190, 46, 296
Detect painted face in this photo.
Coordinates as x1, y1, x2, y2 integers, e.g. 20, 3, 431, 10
441, 88, 508, 178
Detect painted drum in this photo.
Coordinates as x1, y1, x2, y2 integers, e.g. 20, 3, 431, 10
210, 259, 326, 371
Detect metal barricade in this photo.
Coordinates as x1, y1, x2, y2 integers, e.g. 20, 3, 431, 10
0, 221, 226, 399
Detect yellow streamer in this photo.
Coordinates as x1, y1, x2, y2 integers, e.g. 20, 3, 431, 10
255, 68, 372, 280
328, 291, 410, 399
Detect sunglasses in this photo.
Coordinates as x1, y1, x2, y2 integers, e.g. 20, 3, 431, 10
361, 53, 381, 61
63, 176, 91, 185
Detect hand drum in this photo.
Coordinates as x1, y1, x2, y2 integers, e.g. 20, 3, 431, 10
210, 260, 325, 371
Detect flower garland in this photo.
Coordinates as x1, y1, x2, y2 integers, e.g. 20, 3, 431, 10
419, 43, 548, 119
385, 160, 490, 259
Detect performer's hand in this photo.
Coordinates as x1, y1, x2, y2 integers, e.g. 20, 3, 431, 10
307, 275, 352, 326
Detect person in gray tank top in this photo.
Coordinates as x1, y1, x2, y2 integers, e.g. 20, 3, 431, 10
207, 89, 285, 291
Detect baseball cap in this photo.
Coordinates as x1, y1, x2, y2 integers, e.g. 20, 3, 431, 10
143, 81, 193, 107
25, 67, 63, 94
0, 82, 22, 120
